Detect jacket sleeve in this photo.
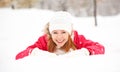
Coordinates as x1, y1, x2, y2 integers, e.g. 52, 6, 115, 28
15, 35, 47, 60
74, 31, 105, 55
79, 35, 105, 55
15, 44, 36, 60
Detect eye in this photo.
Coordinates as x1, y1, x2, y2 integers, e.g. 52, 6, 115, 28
53, 31, 58, 34
62, 31, 66, 34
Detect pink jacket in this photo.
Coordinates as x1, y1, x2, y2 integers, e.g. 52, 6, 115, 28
16, 31, 105, 60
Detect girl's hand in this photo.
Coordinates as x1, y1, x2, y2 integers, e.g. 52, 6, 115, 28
63, 48, 90, 57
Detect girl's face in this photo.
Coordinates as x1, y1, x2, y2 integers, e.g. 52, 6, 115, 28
51, 30, 69, 48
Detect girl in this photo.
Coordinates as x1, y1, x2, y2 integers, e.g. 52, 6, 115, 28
15, 11, 105, 60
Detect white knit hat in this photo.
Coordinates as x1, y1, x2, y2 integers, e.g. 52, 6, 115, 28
49, 11, 73, 34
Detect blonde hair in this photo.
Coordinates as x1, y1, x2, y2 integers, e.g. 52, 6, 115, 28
44, 23, 76, 53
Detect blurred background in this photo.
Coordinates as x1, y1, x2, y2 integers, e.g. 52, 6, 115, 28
0, 0, 120, 17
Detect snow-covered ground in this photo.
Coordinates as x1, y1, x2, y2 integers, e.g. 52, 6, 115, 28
0, 8, 120, 72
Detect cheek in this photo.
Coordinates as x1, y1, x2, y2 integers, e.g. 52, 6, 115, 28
65, 36, 69, 41
51, 35, 56, 42
64, 34, 69, 41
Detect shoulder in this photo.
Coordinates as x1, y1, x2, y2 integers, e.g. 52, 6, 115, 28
38, 34, 47, 40
36, 34, 48, 45
73, 30, 86, 40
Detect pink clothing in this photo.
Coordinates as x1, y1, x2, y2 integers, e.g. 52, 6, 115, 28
15, 31, 105, 60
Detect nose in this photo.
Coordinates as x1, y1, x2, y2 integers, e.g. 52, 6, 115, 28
57, 34, 63, 38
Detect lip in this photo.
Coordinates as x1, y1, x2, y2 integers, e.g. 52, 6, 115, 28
56, 40, 64, 43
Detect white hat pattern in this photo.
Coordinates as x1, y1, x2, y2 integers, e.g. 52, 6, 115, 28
49, 11, 73, 34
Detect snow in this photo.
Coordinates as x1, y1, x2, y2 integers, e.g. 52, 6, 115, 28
0, 8, 120, 72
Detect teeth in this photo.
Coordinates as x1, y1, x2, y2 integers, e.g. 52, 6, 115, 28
58, 41, 62, 42
57, 40, 63, 43
58, 41, 62, 43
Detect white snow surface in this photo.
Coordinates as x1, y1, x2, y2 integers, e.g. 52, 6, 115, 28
0, 8, 120, 72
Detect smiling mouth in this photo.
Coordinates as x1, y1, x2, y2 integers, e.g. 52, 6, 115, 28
56, 40, 64, 43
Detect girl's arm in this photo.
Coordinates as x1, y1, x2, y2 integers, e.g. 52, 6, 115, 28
15, 35, 47, 60
80, 35, 105, 55
74, 31, 105, 55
